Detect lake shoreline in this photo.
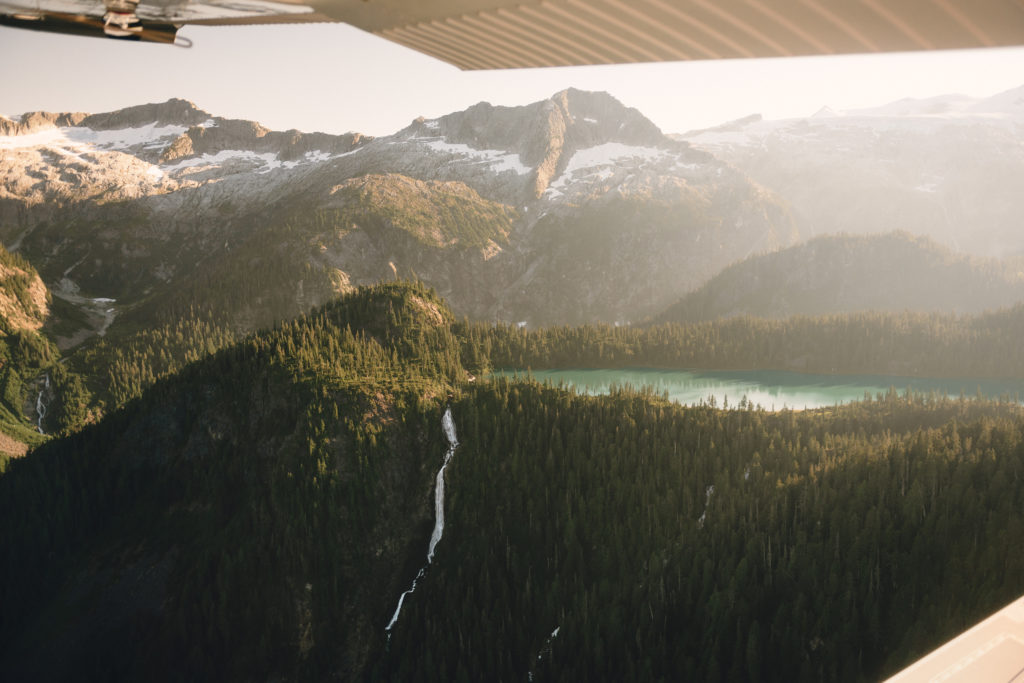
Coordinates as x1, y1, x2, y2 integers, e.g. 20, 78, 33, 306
486, 367, 1024, 411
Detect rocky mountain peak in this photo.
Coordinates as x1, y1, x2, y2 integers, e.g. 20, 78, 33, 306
158, 116, 368, 164
403, 89, 675, 198
418, 89, 665, 152
80, 98, 212, 130
0, 111, 88, 136
549, 88, 664, 143
533, 89, 678, 197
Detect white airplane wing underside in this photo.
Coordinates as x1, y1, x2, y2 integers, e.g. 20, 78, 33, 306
310, 0, 1024, 69
886, 594, 1024, 682
2, 0, 1024, 61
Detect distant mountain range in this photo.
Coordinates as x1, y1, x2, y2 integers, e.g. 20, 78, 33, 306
680, 86, 1024, 258
4, 85, 1024, 340
0, 89, 795, 335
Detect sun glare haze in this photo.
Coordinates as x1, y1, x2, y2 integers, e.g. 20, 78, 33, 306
3, 22, 1024, 136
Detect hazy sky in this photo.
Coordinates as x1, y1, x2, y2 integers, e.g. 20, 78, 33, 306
2, 22, 1024, 137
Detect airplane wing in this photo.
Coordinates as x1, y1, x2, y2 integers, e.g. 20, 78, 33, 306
884, 593, 1024, 682
309, 0, 1024, 69
2, 0, 1024, 64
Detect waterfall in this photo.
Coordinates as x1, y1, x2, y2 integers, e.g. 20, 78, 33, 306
427, 408, 458, 562
35, 374, 50, 435
528, 626, 561, 680
386, 407, 459, 634
697, 484, 715, 528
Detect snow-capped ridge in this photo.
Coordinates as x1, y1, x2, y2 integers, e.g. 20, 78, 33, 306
0, 88, 800, 330
385, 89, 683, 198
844, 93, 975, 118
0, 110, 88, 136
157, 117, 369, 166
80, 98, 211, 131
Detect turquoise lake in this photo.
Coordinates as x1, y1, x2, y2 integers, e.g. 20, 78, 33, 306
488, 368, 1024, 410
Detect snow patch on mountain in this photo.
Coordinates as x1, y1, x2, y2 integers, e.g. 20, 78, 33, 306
685, 88, 1024, 155
546, 142, 670, 194
160, 146, 363, 176
419, 138, 531, 175
565, 142, 667, 173
162, 149, 281, 173
0, 123, 188, 152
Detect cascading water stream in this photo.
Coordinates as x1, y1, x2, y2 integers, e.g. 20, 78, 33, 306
35, 374, 50, 435
697, 484, 715, 528
385, 407, 459, 635
528, 626, 561, 681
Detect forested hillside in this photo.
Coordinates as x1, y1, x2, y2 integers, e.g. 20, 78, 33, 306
0, 282, 465, 680
659, 233, 1024, 322
0, 244, 57, 459
2, 282, 1024, 681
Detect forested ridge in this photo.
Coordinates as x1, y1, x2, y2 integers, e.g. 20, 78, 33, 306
40, 281, 1024, 439
1, 282, 465, 680
658, 232, 1024, 322
459, 304, 1024, 379
0, 244, 57, 459
2, 282, 1024, 681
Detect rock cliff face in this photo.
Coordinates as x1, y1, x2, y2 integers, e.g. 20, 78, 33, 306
413, 88, 669, 199
0, 248, 48, 333
0, 90, 797, 334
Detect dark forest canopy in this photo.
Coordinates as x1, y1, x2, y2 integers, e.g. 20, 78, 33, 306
2, 282, 1024, 681
458, 304, 1024, 380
